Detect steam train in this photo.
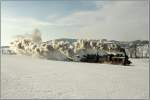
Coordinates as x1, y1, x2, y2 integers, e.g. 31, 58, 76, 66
9, 38, 132, 65
79, 53, 131, 65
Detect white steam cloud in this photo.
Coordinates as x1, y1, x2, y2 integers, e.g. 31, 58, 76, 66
9, 29, 131, 65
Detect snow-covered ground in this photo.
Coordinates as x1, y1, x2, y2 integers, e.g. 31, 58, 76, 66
1, 55, 149, 99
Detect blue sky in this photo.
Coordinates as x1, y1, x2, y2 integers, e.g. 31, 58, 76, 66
2, 1, 98, 20
1, 0, 149, 46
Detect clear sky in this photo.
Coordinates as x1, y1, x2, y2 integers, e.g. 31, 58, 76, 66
1, 0, 149, 46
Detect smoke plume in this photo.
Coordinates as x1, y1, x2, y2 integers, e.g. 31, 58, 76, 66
10, 29, 125, 62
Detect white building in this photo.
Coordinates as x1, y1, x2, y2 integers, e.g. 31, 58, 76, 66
136, 44, 149, 58
1, 46, 16, 55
